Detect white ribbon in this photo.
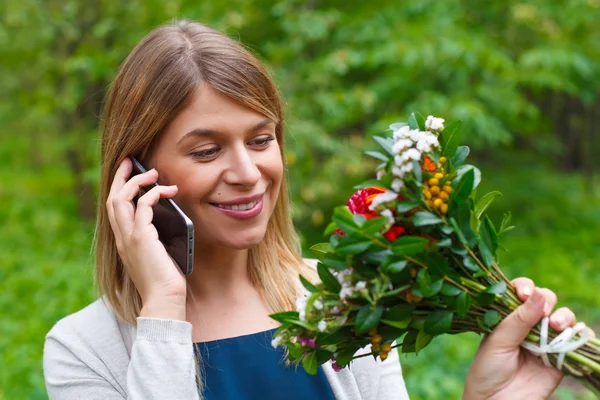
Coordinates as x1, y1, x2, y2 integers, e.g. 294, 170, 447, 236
521, 317, 590, 370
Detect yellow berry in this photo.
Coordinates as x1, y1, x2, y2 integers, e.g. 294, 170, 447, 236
423, 189, 432, 199
372, 343, 381, 352
439, 191, 449, 201
434, 172, 444, 180
369, 329, 378, 336
440, 203, 448, 214
383, 344, 392, 352
439, 156, 447, 163
433, 198, 443, 208
371, 335, 382, 344
442, 185, 453, 194
410, 267, 417, 278
380, 352, 388, 361
430, 186, 441, 195
428, 178, 440, 186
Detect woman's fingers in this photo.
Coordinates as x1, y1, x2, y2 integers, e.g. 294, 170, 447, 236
548, 307, 576, 331
106, 158, 134, 244
112, 167, 159, 235
512, 277, 534, 300
538, 287, 557, 316
134, 184, 178, 229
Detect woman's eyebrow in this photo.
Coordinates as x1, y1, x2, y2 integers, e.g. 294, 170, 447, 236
177, 119, 274, 145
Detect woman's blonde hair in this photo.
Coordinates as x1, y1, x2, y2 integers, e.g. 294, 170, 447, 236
95, 20, 315, 329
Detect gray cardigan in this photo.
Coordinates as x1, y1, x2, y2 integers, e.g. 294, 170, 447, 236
43, 297, 410, 399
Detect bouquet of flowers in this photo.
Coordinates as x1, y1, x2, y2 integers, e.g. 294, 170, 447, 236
270, 112, 600, 393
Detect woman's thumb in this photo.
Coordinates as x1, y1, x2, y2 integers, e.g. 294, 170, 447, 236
487, 288, 546, 349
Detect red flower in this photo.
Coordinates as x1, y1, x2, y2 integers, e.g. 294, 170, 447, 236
334, 187, 386, 236
384, 225, 406, 241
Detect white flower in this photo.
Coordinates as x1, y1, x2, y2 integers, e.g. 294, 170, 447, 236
336, 269, 351, 284
331, 306, 341, 315
376, 170, 387, 180
392, 166, 404, 177
296, 296, 308, 321
391, 179, 403, 192
416, 139, 431, 153
369, 190, 398, 210
409, 130, 425, 143
425, 115, 445, 131
271, 334, 283, 348
401, 163, 414, 174
355, 281, 367, 290
340, 283, 354, 299
318, 320, 328, 332
380, 209, 395, 224
313, 299, 323, 310
392, 138, 412, 154
401, 148, 422, 162
392, 125, 411, 140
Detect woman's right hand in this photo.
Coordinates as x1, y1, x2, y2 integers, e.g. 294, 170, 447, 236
106, 158, 187, 319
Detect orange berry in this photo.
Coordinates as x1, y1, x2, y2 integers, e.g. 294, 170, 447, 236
442, 185, 453, 194
428, 178, 440, 186
440, 203, 449, 214
430, 186, 441, 195
439, 157, 447, 163
410, 267, 417, 278
383, 344, 392, 352
380, 352, 388, 361
423, 189, 432, 199
371, 335, 382, 344
434, 172, 444, 180
439, 191, 449, 201
372, 343, 381, 352
369, 329, 378, 336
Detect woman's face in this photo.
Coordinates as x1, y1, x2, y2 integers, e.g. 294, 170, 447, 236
149, 85, 283, 250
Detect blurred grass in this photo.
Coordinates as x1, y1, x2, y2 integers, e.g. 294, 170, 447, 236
0, 137, 598, 399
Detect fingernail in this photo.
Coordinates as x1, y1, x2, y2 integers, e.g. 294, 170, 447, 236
543, 302, 552, 315
554, 315, 565, 329
529, 289, 543, 305
522, 285, 532, 297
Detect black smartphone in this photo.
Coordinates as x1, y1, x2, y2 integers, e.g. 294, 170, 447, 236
129, 156, 194, 275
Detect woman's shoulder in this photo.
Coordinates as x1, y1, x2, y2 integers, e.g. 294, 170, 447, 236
45, 297, 130, 353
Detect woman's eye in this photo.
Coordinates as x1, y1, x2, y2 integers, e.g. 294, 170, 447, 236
250, 136, 275, 148
191, 147, 220, 159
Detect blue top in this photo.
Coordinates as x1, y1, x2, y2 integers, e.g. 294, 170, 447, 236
193, 328, 336, 400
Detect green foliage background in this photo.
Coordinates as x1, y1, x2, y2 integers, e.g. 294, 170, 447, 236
0, 1, 599, 399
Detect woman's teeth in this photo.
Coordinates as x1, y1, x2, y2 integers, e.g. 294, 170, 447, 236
217, 200, 259, 211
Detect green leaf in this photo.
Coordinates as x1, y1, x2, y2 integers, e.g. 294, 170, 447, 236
456, 291, 471, 317
324, 221, 338, 236
373, 135, 394, 156
475, 191, 503, 220
391, 236, 429, 257
322, 256, 349, 271
416, 330, 434, 354
354, 179, 386, 190
450, 146, 470, 168
332, 206, 359, 234
383, 260, 408, 274
362, 217, 388, 235
335, 345, 360, 367
499, 212, 515, 236
452, 168, 475, 206
402, 330, 419, 353
440, 121, 462, 157
455, 165, 481, 190
353, 214, 367, 227
302, 352, 318, 375
449, 217, 469, 247
269, 311, 300, 323
408, 112, 426, 130
397, 201, 420, 213
483, 310, 501, 328
485, 281, 507, 295
383, 304, 416, 321
310, 243, 332, 261
336, 240, 371, 256
355, 304, 384, 334
483, 215, 498, 254
412, 211, 444, 226
365, 150, 389, 162
317, 263, 341, 293
474, 293, 496, 307
462, 256, 480, 272
381, 319, 410, 329
424, 310, 453, 334
440, 282, 462, 296
412, 160, 422, 184
477, 227, 495, 268
300, 275, 318, 293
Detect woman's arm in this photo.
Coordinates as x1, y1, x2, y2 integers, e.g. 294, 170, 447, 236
43, 316, 200, 400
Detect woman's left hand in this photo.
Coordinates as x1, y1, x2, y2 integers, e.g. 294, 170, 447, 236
463, 278, 581, 400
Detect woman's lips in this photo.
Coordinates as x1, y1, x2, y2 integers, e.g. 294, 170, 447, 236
210, 197, 264, 219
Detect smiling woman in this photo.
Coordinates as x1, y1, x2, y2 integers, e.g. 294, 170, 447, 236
41, 19, 580, 400
41, 20, 408, 400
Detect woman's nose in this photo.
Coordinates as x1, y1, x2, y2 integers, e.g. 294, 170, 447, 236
223, 146, 261, 187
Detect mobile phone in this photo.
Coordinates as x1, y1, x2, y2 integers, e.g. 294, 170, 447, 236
129, 156, 194, 275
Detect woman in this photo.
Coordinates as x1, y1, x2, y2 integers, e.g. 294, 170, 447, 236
43, 20, 578, 399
